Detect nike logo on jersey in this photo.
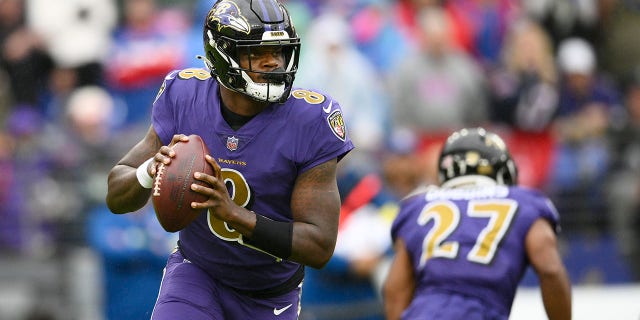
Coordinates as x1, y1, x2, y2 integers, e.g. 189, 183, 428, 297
273, 304, 293, 315
322, 101, 333, 113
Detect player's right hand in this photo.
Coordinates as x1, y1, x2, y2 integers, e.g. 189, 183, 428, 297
150, 134, 189, 176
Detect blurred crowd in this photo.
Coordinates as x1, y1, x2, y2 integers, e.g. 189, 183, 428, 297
1, 0, 640, 319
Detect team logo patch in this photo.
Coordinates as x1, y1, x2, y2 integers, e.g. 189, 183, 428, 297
327, 110, 346, 141
209, 0, 250, 34
226, 136, 239, 151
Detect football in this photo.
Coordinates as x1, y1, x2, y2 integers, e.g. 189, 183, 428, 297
152, 134, 215, 232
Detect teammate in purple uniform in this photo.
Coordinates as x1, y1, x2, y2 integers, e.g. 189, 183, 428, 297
383, 128, 571, 320
105, 0, 354, 319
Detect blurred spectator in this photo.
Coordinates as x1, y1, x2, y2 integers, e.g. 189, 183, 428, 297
27, 0, 117, 86
38, 66, 81, 123
87, 203, 178, 320
0, 67, 9, 119
522, 0, 600, 46
547, 37, 623, 233
596, 0, 640, 86
390, 6, 489, 135
382, 128, 435, 192
0, 128, 21, 251
296, 12, 391, 165
2, 106, 54, 256
394, 0, 446, 45
487, 18, 559, 188
0, 0, 52, 108
489, 18, 559, 132
444, 0, 521, 67
350, 0, 411, 74
105, 0, 188, 125
393, 0, 520, 68
389, 6, 489, 175
605, 66, 640, 280
36, 86, 127, 248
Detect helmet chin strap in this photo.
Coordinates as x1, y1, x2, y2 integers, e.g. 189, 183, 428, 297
240, 70, 286, 102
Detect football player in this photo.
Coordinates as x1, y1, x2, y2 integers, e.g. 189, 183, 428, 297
383, 127, 571, 319
105, 0, 354, 319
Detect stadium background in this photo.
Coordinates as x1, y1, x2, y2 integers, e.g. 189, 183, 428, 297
0, 0, 639, 319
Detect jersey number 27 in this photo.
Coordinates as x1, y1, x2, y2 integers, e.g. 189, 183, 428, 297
417, 199, 518, 267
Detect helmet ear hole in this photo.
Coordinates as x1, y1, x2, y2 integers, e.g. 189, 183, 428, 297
220, 40, 230, 51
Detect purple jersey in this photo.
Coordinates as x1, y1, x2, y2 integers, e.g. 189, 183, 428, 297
151, 68, 354, 293
391, 184, 560, 318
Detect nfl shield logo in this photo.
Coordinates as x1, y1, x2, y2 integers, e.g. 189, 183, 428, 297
226, 136, 239, 151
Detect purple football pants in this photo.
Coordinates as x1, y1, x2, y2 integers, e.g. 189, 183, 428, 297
151, 250, 302, 320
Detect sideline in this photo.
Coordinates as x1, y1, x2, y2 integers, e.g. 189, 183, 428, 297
511, 284, 640, 319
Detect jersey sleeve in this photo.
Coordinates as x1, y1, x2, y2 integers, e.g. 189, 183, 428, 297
295, 96, 355, 173
517, 187, 562, 234
535, 192, 561, 233
151, 70, 181, 145
390, 193, 423, 243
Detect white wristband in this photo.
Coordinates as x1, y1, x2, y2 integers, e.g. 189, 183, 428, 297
136, 157, 155, 189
